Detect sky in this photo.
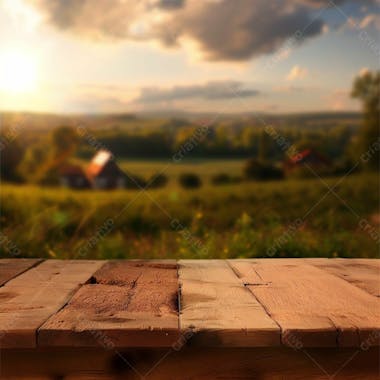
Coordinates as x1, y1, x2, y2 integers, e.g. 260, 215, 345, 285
0, 0, 379, 114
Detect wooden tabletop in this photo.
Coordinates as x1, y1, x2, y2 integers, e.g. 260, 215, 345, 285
0, 258, 379, 349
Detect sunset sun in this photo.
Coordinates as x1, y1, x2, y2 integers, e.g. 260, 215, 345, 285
0, 51, 38, 93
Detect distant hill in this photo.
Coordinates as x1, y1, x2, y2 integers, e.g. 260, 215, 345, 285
0, 110, 362, 131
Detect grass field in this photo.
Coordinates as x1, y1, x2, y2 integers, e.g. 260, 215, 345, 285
1, 166, 378, 260
78, 158, 246, 184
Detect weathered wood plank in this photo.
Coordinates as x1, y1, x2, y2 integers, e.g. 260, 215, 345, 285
306, 259, 380, 297
178, 260, 280, 346
234, 258, 380, 298
230, 258, 380, 298
6, 260, 102, 289
229, 259, 380, 347
38, 260, 179, 347
0, 260, 105, 348
0, 258, 43, 286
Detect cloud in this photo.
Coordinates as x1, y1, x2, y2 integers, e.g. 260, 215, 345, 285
286, 65, 308, 81
359, 14, 380, 30
133, 81, 260, 103
29, 0, 145, 40
157, 0, 325, 61
27, 0, 378, 61
154, 0, 186, 10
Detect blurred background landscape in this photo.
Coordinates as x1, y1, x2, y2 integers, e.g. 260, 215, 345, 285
0, 0, 379, 259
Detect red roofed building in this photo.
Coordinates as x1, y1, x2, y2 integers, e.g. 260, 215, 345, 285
86, 150, 126, 189
59, 164, 91, 189
59, 151, 145, 190
284, 149, 331, 172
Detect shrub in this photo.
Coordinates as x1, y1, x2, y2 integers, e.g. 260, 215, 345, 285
244, 159, 283, 181
179, 173, 202, 189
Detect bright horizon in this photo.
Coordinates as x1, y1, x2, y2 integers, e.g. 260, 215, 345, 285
0, 0, 379, 114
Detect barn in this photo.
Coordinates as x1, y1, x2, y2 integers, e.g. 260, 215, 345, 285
59, 164, 91, 189
284, 149, 331, 172
86, 150, 126, 189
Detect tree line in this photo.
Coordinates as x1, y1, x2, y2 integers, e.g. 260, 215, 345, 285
1, 71, 379, 184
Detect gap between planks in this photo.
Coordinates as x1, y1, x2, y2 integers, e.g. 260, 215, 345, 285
178, 260, 281, 346
228, 259, 380, 348
1, 259, 379, 350
0, 258, 44, 287
0, 260, 106, 348
38, 260, 180, 348
226, 258, 283, 334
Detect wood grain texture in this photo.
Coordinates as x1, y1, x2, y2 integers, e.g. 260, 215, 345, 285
305, 259, 380, 297
1, 259, 379, 351
229, 259, 380, 348
178, 260, 280, 346
0, 260, 104, 348
241, 258, 380, 297
0, 258, 43, 286
39, 260, 179, 348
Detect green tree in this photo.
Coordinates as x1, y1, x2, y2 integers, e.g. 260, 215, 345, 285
51, 126, 79, 159
351, 70, 380, 170
0, 130, 25, 182
19, 144, 50, 183
179, 173, 202, 189
258, 130, 270, 162
20, 126, 80, 185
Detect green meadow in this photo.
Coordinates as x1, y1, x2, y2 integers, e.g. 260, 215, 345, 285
118, 158, 245, 183
1, 166, 378, 260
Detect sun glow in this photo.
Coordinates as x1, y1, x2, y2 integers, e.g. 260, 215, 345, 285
0, 51, 38, 94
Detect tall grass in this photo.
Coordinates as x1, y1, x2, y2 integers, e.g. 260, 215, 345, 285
0, 173, 378, 259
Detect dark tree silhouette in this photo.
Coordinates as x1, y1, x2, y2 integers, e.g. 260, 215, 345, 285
351, 70, 380, 170
0, 130, 24, 182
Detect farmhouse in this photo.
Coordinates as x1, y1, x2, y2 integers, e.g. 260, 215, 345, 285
284, 149, 330, 172
59, 164, 91, 189
86, 150, 126, 189
59, 150, 144, 190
